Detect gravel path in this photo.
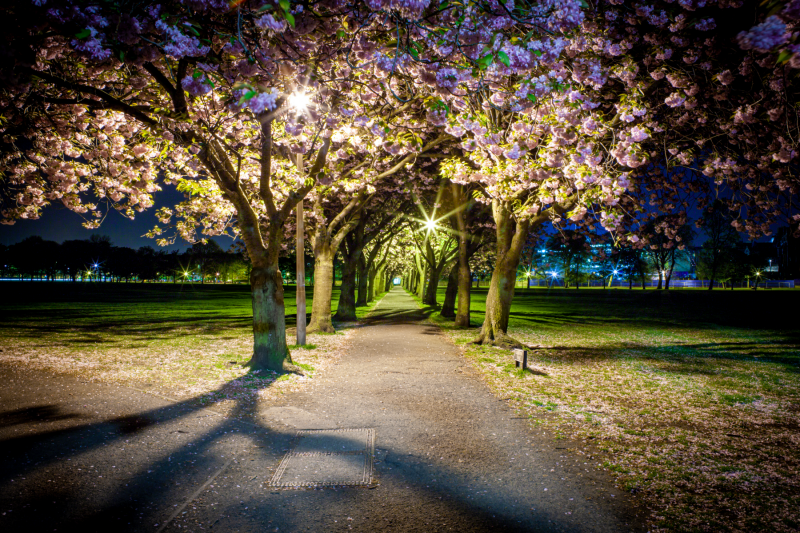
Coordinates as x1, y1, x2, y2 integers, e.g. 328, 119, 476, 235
0, 287, 644, 532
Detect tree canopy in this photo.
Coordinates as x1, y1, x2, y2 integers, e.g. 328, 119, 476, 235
2, 0, 798, 367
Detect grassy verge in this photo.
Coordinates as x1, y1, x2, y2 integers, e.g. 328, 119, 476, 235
419, 286, 800, 533
0, 282, 386, 410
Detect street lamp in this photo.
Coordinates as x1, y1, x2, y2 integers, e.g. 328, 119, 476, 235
288, 90, 311, 112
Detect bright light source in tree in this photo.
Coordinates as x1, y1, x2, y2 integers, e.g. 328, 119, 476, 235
613, 270, 619, 275
423, 218, 437, 232
288, 91, 311, 111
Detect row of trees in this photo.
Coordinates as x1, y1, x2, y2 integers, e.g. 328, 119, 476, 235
0, 235, 250, 282
2, 0, 799, 368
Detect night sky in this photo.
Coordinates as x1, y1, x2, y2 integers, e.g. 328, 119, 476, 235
0, 184, 233, 251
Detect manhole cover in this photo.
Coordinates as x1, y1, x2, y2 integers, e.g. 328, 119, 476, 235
268, 428, 375, 488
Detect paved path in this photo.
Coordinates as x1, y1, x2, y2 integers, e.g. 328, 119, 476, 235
0, 287, 643, 532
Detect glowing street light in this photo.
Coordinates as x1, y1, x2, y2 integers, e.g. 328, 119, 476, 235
613, 269, 619, 275
288, 90, 311, 112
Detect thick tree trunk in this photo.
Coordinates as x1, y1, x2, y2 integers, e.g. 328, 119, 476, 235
246, 264, 292, 371
474, 200, 531, 347
308, 248, 335, 333
476, 258, 521, 347
414, 254, 426, 300
440, 264, 458, 318
455, 262, 472, 327
424, 265, 443, 306
334, 252, 358, 321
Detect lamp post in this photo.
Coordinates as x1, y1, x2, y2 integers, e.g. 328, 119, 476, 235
296, 152, 306, 347
287, 89, 311, 347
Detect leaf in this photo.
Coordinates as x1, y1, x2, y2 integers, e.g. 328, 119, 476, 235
527, 94, 537, 102
257, 3, 274, 12
497, 50, 510, 67
239, 89, 257, 105
192, 69, 203, 79
477, 53, 493, 69
75, 29, 91, 39
285, 12, 295, 28
279, 0, 290, 12
533, 50, 543, 57
409, 46, 419, 59
337, 29, 346, 39
119, 50, 125, 61
777, 50, 792, 64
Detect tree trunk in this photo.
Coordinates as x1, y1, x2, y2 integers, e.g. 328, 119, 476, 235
308, 247, 336, 333
246, 264, 292, 371
440, 264, 458, 318
474, 200, 530, 347
414, 252, 426, 300
333, 233, 361, 322
356, 253, 369, 307
367, 265, 377, 303
334, 250, 358, 321
424, 264, 443, 306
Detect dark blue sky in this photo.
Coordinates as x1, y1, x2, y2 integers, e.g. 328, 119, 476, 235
0, 185, 234, 251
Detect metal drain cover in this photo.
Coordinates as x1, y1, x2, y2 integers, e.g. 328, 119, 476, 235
268, 428, 375, 488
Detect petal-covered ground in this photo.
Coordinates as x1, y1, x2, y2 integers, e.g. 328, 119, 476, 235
419, 287, 800, 533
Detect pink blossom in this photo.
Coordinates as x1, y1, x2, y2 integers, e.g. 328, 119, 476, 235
255, 14, 287, 33
629, 126, 649, 142
717, 70, 735, 85
247, 90, 279, 114
737, 16, 787, 52
664, 92, 686, 108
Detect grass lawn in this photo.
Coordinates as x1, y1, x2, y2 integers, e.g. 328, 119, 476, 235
0, 281, 383, 410
419, 286, 800, 533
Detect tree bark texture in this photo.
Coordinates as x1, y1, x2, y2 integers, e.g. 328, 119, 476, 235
367, 265, 377, 303
440, 264, 458, 318
474, 200, 532, 347
308, 247, 336, 333
249, 264, 291, 370
334, 232, 360, 321
356, 253, 369, 307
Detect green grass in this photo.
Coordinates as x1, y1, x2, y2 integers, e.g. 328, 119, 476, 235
0, 281, 384, 401
416, 285, 800, 533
